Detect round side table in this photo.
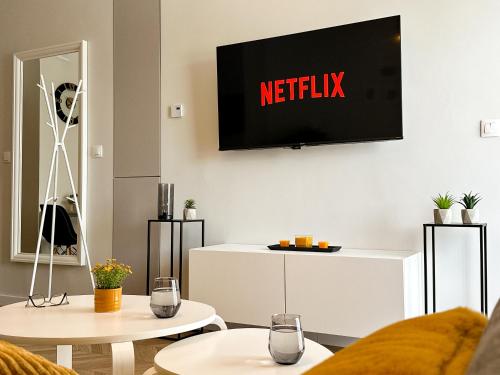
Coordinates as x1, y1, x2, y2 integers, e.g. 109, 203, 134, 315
0, 295, 226, 375
154, 328, 333, 375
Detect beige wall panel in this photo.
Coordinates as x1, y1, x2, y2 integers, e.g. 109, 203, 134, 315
113, 0, 161, 178
113, 177, 159, 295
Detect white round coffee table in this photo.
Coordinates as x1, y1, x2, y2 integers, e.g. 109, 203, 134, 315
153, 328, 332, 374
0, 295, 226, 375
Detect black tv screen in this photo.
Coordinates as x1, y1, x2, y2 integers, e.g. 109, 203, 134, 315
216, 16, 402, 151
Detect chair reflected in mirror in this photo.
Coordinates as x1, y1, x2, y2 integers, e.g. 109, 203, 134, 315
39, 204, 77, 256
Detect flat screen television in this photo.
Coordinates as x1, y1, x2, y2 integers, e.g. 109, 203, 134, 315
216, 15, 402, 151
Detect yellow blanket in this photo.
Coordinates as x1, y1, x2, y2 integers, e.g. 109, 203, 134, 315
305, 307, 487, 375
0, 340, 77, 375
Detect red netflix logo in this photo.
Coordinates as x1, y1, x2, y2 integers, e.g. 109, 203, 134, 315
260, 72, 345, 107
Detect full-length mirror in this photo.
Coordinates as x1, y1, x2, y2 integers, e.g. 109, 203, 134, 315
11, 41, 87, 265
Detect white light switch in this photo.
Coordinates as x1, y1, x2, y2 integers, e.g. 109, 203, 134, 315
480, 119, 500, 137
3, 151, 11, 163
92, 145, 103, 158
170, 104, 184, 118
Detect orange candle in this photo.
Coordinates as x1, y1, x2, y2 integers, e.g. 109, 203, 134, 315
279, 240, 290, 248
305, 236, 313, 248
318, 241, 329, 249
295, 235, 313, 248
295, 237, 305, 247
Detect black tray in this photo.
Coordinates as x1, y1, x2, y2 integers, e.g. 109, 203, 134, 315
268, 244, 341, 253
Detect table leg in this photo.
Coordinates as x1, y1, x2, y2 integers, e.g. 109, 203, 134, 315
480, 227, 484, 314
212, 315, 228, 330
57, 345, 72, 369
423, 225, 427, 314
146, 221, 151, 295
170, 222, 174, 277
431, 226, 436, 313
484, 225, 488, 315
202, 220, 205, 246
179, 222, 183, 292
111, 341, 135, 375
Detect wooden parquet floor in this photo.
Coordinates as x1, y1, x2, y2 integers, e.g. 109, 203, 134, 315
21, 338, 172, 375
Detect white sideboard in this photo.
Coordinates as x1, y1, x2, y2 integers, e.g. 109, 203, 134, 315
189, 244, 423, 338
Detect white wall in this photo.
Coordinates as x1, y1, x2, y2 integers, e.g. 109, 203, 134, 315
161, 0, 500, 313
0, 0, 113, 301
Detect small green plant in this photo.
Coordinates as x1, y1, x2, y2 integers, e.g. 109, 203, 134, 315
432, 193, 455, 209
184, 199, 196, 209
92, 259, 132, 289
459, 192, 481, 209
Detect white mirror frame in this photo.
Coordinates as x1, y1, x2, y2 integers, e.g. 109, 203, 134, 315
11, 41, 88, 266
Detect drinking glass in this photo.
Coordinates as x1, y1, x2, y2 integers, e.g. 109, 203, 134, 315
268, 313, 305, 365
150, 277, 181, 318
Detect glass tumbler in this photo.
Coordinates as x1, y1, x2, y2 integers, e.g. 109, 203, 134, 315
150, 277, 181, 318
268, 313, 305, 365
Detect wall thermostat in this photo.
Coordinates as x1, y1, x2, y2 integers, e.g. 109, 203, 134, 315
170, 104, 184, 118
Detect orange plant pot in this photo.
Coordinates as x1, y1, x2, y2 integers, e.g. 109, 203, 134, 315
94, 287, 122, 313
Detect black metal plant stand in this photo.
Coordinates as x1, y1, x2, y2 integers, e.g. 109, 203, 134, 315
423, 223, 488, 315
146, 219, 205, 295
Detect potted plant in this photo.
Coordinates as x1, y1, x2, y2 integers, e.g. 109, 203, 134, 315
92, 259, 132, 313
432, 193, 455, 224
459, 192, 482, 224
184, 199, 197, 220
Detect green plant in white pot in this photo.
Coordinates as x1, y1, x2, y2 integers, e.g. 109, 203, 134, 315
432, 193, 455, 224
459, 192, 481, 224
184, 199, 197, 220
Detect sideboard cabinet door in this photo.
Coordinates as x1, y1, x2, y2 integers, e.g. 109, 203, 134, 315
285, 252, 419, 338
190, 249, 285, 326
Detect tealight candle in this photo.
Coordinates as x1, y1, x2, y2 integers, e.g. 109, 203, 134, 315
280, 240, 290, 248
318, 241, 329, 249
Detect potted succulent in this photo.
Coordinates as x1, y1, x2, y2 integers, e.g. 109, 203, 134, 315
92, 259, 132, 313
459, 192, 482, 224
184, 199, 197, 220
432, 193, 455, 224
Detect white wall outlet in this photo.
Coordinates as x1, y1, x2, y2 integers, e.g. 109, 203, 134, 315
170, 104, 184, 118
480, 119, 500, 137
92, 145, 103, 158
3, 151, 11, 163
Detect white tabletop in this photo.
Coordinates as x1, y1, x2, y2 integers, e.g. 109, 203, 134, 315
154, 328, 333, 375
0, 295, 216, 345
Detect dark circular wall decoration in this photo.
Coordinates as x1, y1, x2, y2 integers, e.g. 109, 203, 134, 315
54, 82, 79, 125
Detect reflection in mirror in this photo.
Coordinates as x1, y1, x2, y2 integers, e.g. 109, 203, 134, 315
20, 52, 80, 256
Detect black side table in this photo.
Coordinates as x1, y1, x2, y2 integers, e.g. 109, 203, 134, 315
423, 223, 488, 315
146, 219, 205, 295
